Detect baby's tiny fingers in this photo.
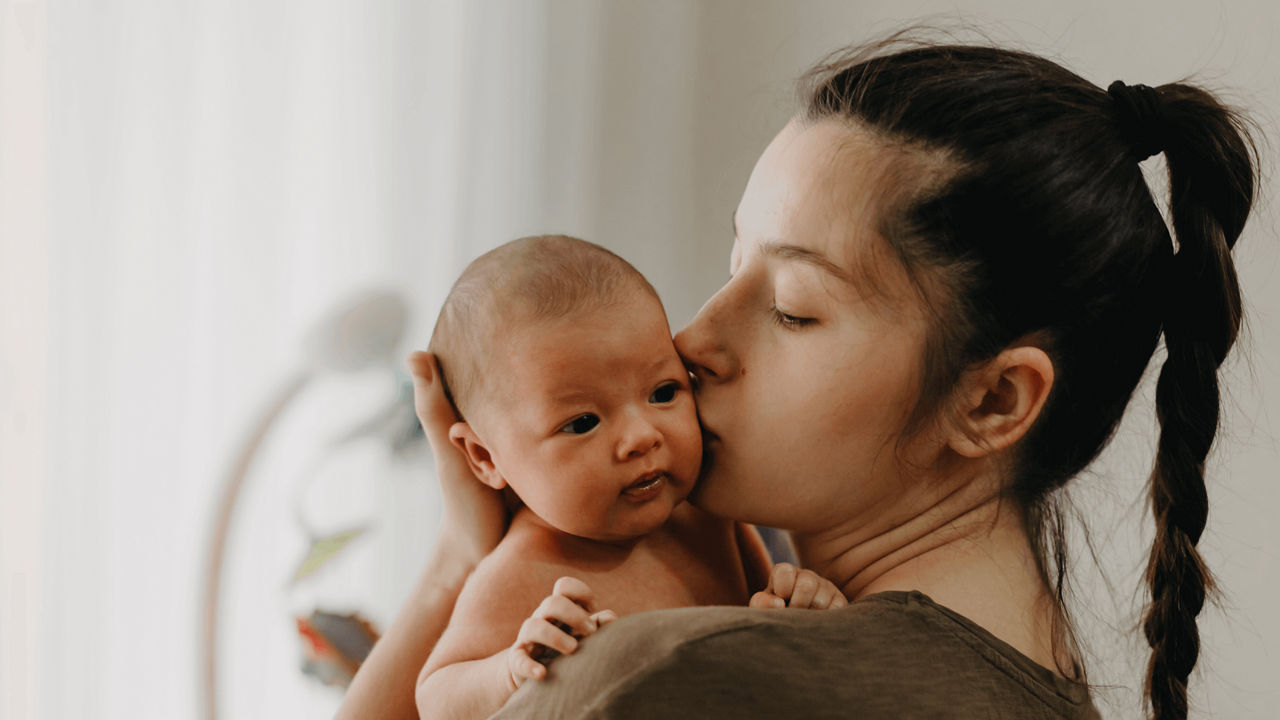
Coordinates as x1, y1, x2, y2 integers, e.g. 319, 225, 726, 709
509, 649, 548, 686
518, 617, 578, 656
811, 582, 837, 609
535, 593, 595, 636
789, 571, 820, 608
749, 591, 787, 609
588, 609, 618, 629
552, 576, 595, 608
769, 562, 798, 599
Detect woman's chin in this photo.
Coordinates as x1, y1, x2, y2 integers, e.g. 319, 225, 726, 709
691, 444, 758, 519
686, 470, 735, 518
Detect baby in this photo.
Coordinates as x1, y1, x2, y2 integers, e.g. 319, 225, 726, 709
414, 235, 840, 720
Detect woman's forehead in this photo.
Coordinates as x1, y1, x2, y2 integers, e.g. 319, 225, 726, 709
741, 122, 888, 241
736, 118, 925, 312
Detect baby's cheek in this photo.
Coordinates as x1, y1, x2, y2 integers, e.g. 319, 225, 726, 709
675, 407, 704, 476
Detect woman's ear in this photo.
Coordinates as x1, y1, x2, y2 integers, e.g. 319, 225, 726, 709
448, 422, 507, 490
948, 346, 1054, 459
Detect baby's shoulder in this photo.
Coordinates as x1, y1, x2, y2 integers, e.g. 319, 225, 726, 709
653, 503, 753, 572
663, 501, 732, 534
469, 512, 583, 590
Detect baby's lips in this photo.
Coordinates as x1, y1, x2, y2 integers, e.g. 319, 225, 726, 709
621, 471, 668, 501
626, 470, 665, 489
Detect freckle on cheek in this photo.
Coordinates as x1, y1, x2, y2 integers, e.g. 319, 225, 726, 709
740, 367, 747, 377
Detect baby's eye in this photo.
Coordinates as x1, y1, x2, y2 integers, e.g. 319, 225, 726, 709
649, 382, 680, 404
560, 414, 600, 435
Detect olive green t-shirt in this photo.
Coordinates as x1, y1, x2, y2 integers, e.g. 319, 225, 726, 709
492, 590, 1099, 719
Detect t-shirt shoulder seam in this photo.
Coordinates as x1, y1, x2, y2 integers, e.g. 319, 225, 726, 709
915, 600, 1091, 714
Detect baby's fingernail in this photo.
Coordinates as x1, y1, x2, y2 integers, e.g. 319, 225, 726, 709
771, 597, 785, 609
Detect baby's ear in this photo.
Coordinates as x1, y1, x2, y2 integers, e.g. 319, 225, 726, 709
448, 422, 507, 490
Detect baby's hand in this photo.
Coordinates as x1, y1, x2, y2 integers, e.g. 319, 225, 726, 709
749, 562, 848, 610
507, 577, 617, 689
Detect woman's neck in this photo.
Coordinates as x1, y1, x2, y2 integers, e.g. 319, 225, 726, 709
792, 468, 1071, 677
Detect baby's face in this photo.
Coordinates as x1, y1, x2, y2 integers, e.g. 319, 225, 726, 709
481, 292, 702, 542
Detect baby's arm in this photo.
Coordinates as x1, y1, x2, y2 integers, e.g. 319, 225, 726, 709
416, 571, 615, 720
748, 562, 848, 610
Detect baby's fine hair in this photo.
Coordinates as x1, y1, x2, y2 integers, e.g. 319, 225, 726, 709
428, 234, 659, 420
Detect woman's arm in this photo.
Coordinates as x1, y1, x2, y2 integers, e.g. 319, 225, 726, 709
336, 543, 476, 720
335, 353, 508, 720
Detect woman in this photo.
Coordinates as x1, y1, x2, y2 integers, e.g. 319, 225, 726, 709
339, 35, 1257, 720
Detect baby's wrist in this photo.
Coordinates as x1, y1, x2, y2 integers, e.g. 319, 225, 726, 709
499, 649, 522, 694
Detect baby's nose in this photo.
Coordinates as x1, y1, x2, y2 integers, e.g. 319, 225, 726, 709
618, 418, 662, 460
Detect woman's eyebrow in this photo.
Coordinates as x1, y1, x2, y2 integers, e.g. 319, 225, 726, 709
733, 210, 854, 285
761, 242, 855, 285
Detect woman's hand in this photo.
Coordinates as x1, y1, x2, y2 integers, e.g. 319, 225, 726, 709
338, 355, 507, 720
749, 562, 848, 610
507, 577, 617, 689
408, 351, 508, 568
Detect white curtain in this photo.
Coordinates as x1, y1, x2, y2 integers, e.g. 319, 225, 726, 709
10, 1, 469, 717
4, 1, 1278, 719
2, 1, 719, 718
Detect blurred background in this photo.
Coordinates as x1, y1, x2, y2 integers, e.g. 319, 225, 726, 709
2, 1, 1277, 718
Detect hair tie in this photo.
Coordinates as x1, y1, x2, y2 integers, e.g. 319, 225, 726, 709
1107, 81, 1167, 161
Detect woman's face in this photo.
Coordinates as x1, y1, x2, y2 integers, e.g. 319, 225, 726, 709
674, 119, 936, 534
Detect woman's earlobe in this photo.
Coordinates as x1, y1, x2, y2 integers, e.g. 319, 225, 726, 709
448, 422, 506, 490
948, 346, 1055, 458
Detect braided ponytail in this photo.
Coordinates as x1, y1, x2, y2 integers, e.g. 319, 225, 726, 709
1139, 82, 1256, 720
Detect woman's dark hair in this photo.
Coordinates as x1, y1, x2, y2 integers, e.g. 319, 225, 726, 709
800, 33, 1258, 720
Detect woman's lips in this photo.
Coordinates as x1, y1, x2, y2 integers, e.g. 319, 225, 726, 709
622, 471, 666, 502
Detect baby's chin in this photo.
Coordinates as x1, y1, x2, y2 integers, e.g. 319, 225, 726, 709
526, 473, 697, 544
589, 494, 690, 544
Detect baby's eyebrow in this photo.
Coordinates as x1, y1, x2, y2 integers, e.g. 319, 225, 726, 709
548, 389, 596, 406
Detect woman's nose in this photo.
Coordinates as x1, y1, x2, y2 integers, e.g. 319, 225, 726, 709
674, 289, 738, 386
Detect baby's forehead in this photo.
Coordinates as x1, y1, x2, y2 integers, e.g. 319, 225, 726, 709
524, 341, 676, 396
510, 302, 675, 360
498, 288, 667, 334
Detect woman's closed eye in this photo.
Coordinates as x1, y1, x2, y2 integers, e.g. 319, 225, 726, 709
560, 414, 600, 435
649, 382, 681, 404
771, 305, 816, 329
